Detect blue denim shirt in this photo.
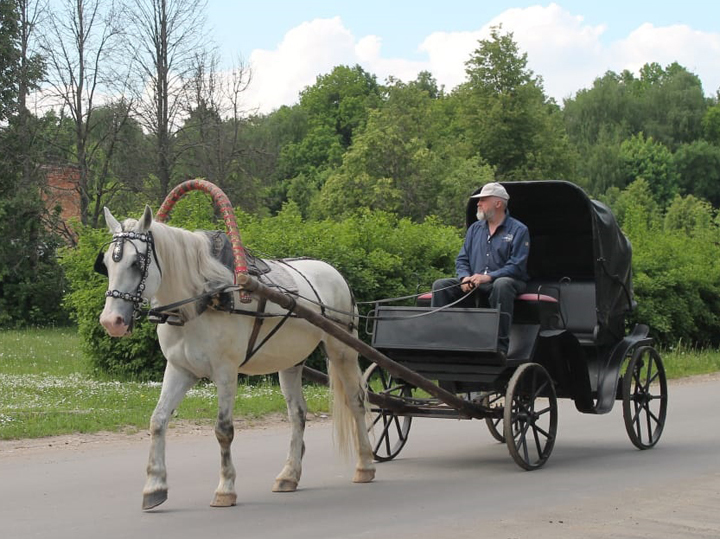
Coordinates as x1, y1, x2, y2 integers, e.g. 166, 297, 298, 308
456, 214, 530, 282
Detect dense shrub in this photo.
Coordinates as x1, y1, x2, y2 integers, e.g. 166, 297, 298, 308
616, 180, 720, 346
61, 195, 462, 380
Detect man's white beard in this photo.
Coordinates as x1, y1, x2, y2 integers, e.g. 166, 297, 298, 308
476, 208, 495, 222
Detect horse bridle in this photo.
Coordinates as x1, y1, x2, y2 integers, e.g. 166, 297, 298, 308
94, 230, 163, 318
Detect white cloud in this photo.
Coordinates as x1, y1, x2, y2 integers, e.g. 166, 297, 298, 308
243, 17, 358, 114
612, 23, 720, 92
237, 5, 720, 114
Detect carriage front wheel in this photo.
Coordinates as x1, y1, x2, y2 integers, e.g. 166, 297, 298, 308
622, 346, 668, 449
503, 363, 558, 470
363, 363, 413, 462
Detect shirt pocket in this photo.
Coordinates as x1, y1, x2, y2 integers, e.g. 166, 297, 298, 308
496, 236, 513, 260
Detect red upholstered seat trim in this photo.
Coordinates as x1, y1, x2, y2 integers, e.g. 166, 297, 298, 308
516, 293, 558, 303
419, 292, 558, 303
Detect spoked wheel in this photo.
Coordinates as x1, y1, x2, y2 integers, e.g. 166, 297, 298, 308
503, 363, 558, 470
622, 346, 668, 449
363, 363, 413, 462
482, 392, 505, 443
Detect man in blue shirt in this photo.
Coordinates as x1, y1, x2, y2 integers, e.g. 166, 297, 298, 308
431, 182, 530, 356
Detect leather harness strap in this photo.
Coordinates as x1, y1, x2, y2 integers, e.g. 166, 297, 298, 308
245, 296, 267, 363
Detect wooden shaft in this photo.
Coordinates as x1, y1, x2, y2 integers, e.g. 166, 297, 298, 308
302, 365, 410, 413
237, 273, 482, 419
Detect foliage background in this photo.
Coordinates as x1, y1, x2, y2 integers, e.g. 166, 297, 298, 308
3, 4, 720, 379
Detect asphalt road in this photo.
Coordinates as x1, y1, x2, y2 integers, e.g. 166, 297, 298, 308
1, 376, 719, 539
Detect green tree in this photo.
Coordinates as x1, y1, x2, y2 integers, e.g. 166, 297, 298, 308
563, 62, 709, 195
636, 62, 706, 150
0, 0, 20, 121
228, 105, 309, 215
275, 65, 382, 208
673, 140, 720, 206
456, 26, 575, 182
702, 102, 720, 144
619, 133, 678, 203
0, 0, 68, 327
314, 75, 485, 223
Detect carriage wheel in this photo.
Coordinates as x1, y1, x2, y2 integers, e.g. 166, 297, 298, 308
622, 346, 668, 449
482, 392, 506, 443
363, 363, 413, 462
503, 363, 558, 470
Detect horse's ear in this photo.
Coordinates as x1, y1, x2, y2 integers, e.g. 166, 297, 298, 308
139, 205, 154, 231
104, 207, 122, 234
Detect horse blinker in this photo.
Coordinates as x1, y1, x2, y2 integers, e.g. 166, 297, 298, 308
94, 251, 108, 276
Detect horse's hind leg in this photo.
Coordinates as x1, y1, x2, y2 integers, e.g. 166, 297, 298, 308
325, 338, 376, 484
211, 366, 239, 507
273, 364, 307, 492
143, 363, 198, 510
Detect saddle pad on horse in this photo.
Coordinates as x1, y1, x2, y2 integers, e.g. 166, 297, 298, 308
203, 231, 298, 293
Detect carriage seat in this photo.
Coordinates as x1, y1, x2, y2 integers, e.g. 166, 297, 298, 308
418, 279, 599, 344
522, 280, 599, 344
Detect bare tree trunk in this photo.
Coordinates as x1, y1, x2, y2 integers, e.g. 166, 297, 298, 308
177, 51, 251, 188
126, 0, 208, 203
15, 0, 48, 184
41, 0, 124, 226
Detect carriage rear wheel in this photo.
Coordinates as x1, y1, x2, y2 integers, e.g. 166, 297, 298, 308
482, 392, 506, 443
503, 363, 558, 470
363, 363, 413, 462
622, 346, 668, 449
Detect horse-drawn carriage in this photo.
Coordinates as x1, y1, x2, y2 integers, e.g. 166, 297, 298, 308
365, 180, 667, 470
95, 179, 666, 509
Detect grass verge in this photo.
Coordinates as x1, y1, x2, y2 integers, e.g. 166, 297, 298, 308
1, 328, 719, 440
0, 328, 329, 440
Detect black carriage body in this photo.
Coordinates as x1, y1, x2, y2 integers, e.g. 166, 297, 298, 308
373, 181, 652, 413
492, 180, 633, 347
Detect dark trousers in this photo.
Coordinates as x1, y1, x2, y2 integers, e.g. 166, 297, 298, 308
431, 277, 527, 354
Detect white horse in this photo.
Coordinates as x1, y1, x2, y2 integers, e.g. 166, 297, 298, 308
97, 206, 375, 510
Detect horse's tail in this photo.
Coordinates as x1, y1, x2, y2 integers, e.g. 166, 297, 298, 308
326, 338, 368, 460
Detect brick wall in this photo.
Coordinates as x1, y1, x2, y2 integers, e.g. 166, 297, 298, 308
42, 164, 81, 223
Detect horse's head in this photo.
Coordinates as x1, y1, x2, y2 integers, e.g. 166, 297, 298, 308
97, 206, 162, 337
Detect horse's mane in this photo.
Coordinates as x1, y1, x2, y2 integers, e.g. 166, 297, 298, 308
124, 218, 234, 318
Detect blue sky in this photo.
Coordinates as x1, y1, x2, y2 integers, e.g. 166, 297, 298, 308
208, 1, 720, 112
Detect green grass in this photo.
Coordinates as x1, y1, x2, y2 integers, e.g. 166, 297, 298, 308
662, 342, 720, 378
1, 328, 719, 440
0, 328, 330, 440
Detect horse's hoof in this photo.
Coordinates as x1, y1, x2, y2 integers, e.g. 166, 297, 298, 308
353, 469, 376, 483
142, 489, 168, 510
272, 479, 298, 492
210, 492, 237, 507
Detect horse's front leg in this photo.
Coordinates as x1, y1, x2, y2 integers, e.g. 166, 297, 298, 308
211, 368, 239, 507
143, 363, 198, 510
273, 364, 307, 492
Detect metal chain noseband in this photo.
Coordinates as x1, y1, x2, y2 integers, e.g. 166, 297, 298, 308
104, 230, 161, 319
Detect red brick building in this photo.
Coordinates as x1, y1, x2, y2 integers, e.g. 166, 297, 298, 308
41, 164, 82, 243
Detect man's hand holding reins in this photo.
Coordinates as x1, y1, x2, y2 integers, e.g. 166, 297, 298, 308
460, 273, 492, 293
